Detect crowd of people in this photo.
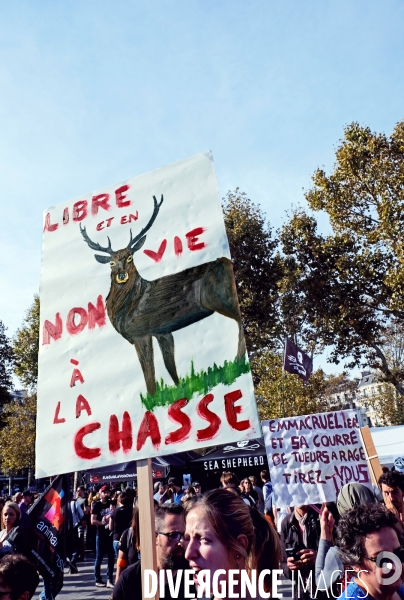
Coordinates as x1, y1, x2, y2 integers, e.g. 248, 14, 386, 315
1, 468, 404, 599
61, 467, 404, 600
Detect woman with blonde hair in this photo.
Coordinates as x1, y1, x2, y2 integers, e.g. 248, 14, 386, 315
184, 488, 280, 599
0, 502, 24, 557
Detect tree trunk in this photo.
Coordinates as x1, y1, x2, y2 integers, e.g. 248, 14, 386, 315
8, 474, 12, 496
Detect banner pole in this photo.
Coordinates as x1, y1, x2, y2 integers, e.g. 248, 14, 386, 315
137, 458, 159, 600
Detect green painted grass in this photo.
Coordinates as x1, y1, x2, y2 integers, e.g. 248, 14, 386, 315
141, 355, 251, 411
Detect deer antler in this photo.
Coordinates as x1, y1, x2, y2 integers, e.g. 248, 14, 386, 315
80, 224, 114, 255
127, 195, 164, 250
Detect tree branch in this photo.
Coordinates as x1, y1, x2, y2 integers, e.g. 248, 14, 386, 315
369, 342, 404, 396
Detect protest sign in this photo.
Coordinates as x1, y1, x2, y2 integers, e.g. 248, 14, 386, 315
36, 152, 260, 477
262, 409, 371, 506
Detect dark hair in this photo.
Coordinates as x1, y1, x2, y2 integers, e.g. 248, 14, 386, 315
379, 471, 404, 492
220, 471, 239, 487
155, 503, 184, 530
125, 487, 135, 501
0, 554, 39, 600
186, 488, 280, 593
325, 502, 340, 526
260, 470, 270, 482
118, 492, 132, 507
336, 503, 402, 566
168, 477, 181, 488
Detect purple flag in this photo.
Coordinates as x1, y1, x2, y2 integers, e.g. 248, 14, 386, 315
283, 338, 313, 382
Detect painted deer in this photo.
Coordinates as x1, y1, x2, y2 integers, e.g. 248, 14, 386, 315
80, 195, 246, 396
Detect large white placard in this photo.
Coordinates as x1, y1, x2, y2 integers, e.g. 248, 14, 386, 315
262, 409, 371, 506
36, 152, 261, 477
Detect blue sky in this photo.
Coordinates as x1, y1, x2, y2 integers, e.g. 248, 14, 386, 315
1, 0, 403, 374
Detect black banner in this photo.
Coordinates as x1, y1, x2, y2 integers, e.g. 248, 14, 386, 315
283, 338, 313, 382
7, 474, 69, 596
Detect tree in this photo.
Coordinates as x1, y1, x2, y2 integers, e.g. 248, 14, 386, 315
281, 120, 404, 395
13, 295, 39, 392
364, 321, 404, 425
0, 394, 36, 477
223, 189, 328, 412
320, 372, 358, 410
222, 189, 283, 357
252, 350, 331, 420
0, 321, 14, 404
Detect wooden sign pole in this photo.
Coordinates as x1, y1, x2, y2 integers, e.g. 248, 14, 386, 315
137, 458, 159, 600
360, 426, 383, 486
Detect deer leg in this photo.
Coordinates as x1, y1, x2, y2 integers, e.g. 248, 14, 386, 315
200, 258, 247, 360
133, 335, 156, 396
156, 333, 180, 385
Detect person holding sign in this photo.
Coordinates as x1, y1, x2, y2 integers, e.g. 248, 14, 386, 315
315, 483, 378, 597
280, 504, 320, 600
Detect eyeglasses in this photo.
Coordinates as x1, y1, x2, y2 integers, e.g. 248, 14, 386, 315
364, 547, 404, 564
156, 531, 185, 542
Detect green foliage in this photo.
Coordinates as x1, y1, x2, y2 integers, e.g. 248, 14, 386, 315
222, 189, 283, 356
141, 355, 251, 411
281, 120, 404, 395
0, 320, 14, 405
13, 295, 39, 392
252, 350, 330, 420
367, 383, 404, 426
0, 394, 36, 472
222, 189, 322, 380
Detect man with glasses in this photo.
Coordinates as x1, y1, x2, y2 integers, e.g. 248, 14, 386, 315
113, 504, 194, 600
0, 554, 39, 600
91, 485, 115, 588
336, 503, 404, 599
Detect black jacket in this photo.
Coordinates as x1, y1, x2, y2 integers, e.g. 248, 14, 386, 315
280, 508, 320, 598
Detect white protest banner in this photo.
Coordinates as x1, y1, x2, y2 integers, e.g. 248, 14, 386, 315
36, 152, 260, 477
262, 409, 371, 506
